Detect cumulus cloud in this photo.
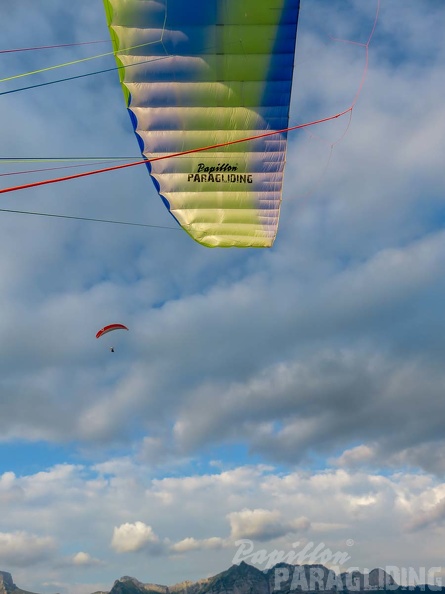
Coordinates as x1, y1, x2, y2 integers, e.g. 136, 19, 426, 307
111, 522, 163, 554
406, 498, 445, 533
170, 537, 226, 554
332, 445, 377, 469
71, 551, 103, 567
0, 531, 56, 567
227, 509, 310, 541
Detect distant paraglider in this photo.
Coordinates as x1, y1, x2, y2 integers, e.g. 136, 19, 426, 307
96, 324, 129, 352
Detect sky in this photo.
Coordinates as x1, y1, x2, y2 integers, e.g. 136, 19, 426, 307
0, 1, 445, 593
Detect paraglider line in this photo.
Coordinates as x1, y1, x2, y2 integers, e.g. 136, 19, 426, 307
0, 66, 121, 97
295, 0, 380, 203
329, 0, 380, 108
0, 38, 167, 83
0, 158, 138, 178
0, 107, 353, 196
0, 157, 140, 162
0, 207, 180, 230
0, 55, 171, 98
0, 40, 110, 54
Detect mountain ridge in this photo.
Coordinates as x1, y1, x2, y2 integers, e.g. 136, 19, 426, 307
1, 562, 441, 594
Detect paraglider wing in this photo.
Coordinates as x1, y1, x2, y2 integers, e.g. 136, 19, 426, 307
96, 323, 129, 339
103, 0, 300, 247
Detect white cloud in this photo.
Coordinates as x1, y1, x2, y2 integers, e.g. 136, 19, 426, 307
0, 531, 56, 567
111, 522, 161, 554
71, 552, 102, 567
170, 537, 226, 554
227, 509, 310, 542
332, 445, 376, 468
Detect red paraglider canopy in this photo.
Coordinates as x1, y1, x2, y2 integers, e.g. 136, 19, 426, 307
96, 324, 129, 339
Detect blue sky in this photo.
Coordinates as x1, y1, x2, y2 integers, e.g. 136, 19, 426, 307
1, 1, 445, 593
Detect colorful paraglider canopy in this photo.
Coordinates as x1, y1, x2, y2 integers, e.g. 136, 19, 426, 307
96, 324, 129, 339
103, 0, 300, 248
